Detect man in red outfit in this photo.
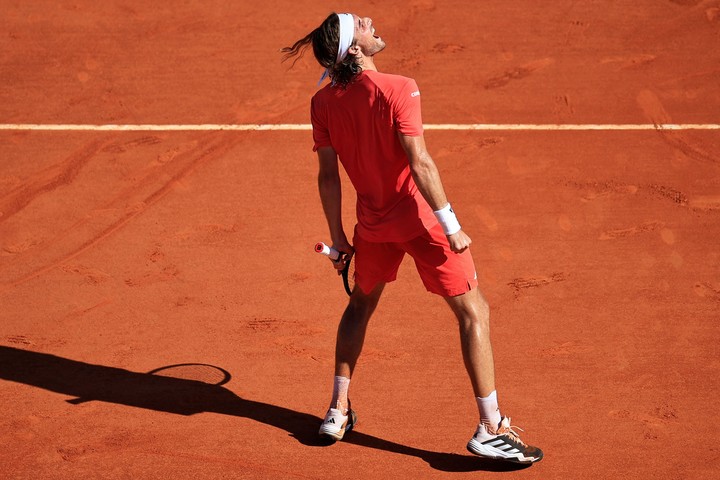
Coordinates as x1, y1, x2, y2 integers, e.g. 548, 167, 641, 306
282, 12, 542, 464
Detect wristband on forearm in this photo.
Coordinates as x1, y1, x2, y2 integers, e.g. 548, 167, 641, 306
434, 203, 461, 235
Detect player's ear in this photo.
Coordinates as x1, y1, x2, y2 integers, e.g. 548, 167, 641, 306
348, 44, 361, 56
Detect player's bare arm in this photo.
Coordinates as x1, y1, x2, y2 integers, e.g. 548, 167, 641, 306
317, 146, 353, 269
398, 133, 472, 253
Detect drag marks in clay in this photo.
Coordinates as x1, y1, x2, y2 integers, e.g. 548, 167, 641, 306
124, 265, 179, 288
434, 136, 503, 163
637, 89, 720, 166
552, 94, 575, 120
508, 273, 566, 298
609, 404, 679, 441
0, 133, 242, 289
483, 58, 554, 90
124, 243, 179, 287
61, 299, 114, 322
2, 238, 42, 255
5, 335, 32, 346
0, 138, 107, 225
656, 131, 719, 167
600, 54, 657, 70
102, 136, 163, 154
693, 282, 720, 302
646, 184, 688, 206
57, 446, 96, 462
239, 317, 325, 363
539, 341, 594, 358
562, 180, 639, 202
3, 335, 65, 350
432, 43, 464, 54
688, 195, 720, 211
170, 223, 238, 247
599, 221, 664, 240
562, 179, 719, 215
243, 317, 282, 332
59, 264, 112, 285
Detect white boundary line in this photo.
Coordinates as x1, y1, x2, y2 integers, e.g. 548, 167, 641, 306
0, 123, 719, 131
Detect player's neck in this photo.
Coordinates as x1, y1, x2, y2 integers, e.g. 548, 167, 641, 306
358, 55, 378, 72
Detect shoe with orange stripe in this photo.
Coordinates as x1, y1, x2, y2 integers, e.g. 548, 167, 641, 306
467, 417, 543, 464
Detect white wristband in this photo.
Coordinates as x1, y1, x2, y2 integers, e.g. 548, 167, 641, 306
434, 203, 461, 235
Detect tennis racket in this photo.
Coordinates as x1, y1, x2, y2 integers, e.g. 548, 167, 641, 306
315, 242, 355, 296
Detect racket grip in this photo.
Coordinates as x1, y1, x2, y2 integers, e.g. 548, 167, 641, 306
314, 242, 341, 261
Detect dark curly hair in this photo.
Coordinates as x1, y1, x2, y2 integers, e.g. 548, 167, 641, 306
281, 13, 362, 88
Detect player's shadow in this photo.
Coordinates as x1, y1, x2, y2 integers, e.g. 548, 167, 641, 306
0, 346, 528, 473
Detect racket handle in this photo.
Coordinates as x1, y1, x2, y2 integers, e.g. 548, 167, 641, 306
314, 242, 341, 261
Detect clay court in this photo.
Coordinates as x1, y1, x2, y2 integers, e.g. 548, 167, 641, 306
1, 1, 719, 478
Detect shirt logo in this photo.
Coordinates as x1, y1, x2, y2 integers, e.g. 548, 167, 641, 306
410, 91, 420, 97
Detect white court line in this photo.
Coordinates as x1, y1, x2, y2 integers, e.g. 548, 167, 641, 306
0, 123, 719, 131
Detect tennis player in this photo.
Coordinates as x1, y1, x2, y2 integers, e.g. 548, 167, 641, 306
282, 12, 542, 464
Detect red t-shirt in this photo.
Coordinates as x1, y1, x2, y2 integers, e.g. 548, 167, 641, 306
311, 70, 437, 242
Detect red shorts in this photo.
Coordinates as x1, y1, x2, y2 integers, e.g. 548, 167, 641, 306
353, 223, 478, 297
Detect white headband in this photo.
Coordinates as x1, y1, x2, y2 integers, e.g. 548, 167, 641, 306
335, 13, 355, 64
318, 13, 355, 85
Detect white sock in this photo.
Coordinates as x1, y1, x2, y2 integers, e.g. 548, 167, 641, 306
476, 390, 502, 429
331, 376, 350, 413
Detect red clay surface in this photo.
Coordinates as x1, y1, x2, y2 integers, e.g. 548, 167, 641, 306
2, 1, 719, 478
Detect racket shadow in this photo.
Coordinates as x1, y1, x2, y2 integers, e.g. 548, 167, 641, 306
0, 345, 527, 473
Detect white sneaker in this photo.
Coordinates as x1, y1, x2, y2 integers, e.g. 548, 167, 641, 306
467, 417, 543, 464
318, 408, 357, 441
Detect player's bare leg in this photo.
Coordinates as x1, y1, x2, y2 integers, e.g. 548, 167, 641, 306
444, 286, 495, 398
446, 287, 543, 463
320, 282, 385, 441
334, 282, 385, 382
